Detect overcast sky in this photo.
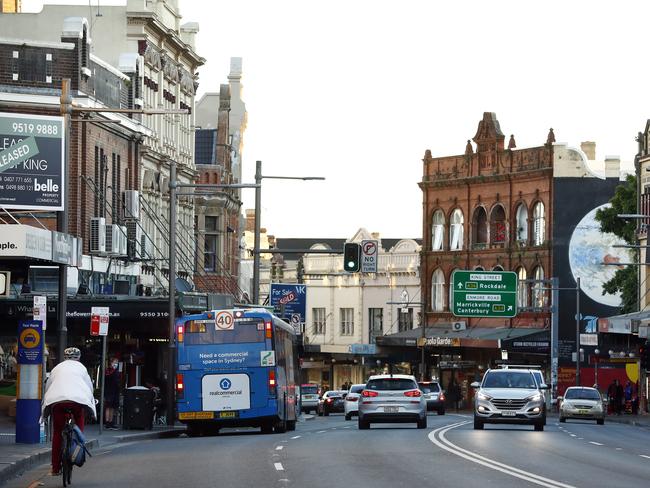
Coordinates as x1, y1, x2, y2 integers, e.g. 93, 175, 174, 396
23, 1, 649, 240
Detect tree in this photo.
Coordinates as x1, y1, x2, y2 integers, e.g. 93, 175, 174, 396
595, 174, 638, 313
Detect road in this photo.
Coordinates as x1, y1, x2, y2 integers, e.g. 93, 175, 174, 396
6, 413, 650, 488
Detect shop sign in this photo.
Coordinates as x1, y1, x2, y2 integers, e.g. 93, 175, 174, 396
52, 231, 78, 266
349, 344, 377, 355
417, 337, 461, 347
598, 317, 632, 334
510, 340, 550, 349
0, 224, 52, 261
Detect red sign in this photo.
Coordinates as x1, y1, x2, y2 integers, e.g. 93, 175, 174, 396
279, 291, 296, 305
90, 314, 100, 336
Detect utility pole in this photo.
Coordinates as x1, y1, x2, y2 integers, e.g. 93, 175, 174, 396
167, 159, 177, 426
576, 277, 581, 386
253, 160, 262, 304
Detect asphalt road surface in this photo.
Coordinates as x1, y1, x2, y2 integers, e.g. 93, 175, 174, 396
7, 413, 650, 488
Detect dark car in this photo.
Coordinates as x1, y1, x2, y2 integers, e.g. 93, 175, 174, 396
317, 391, 345, 416
418, 381, 445, 414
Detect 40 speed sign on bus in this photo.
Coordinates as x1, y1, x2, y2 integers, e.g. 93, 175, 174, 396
0, 113, 65, 211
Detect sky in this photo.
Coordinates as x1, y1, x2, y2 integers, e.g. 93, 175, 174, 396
22, 0, 650, 239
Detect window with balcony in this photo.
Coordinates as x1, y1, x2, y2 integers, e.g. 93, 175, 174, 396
490, 204, 507, 245
431, 210, 445, 251
472, 207, 488, 249
533, 202, 546, 246
431, 269, 445, 311
340, 308, 354, 336
515, 203, 528, 244
313, 307, 326, 335
449, 209, 464, 250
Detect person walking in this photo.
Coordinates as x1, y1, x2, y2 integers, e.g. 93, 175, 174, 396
41, 347, 96, 476
103, 357, 121, 430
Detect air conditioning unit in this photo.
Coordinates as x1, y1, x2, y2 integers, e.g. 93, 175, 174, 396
118, 225, 128, 256
126, 221, 142, 260
90, 217, 106, 254
452, 321, 467, 332
140, 234, 154, 260
122, 190, 140, 221
105, 224, 122, 255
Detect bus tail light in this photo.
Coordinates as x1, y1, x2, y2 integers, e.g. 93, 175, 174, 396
265, 321, 273, 339
268, 370, 277, 396
177, 324, 184, 343
176, 373, 185, 399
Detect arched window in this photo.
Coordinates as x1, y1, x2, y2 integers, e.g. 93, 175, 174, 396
493, 265, 504, 271
449, 268, 459, 309
515, 203, 528, 244
431, 269, 445, 311
431, 210, 445, 251
474, 266, 485, 271
517, 266, 528, 308
472, 207, 488, 248
533, 202, 546, 246
449, 209, 464, 251
532, 266, 546, 308
490, 204, 507, 245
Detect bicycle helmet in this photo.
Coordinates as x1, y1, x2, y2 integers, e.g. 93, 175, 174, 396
64, 347, 81, 361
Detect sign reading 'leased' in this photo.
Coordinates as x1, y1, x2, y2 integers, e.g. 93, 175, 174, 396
451, 270, 518, 318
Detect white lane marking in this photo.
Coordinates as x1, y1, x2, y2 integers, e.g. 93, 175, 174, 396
569, 434, 576, 437
616, 448, 623, 451
589, 442, 604, 446
274, 463, 284, 471
577, 438, 584, 440
317, 430, 327, 434
276, 445, 284, 451
429, 422, 577, 488
290, 435, 301, 439
640, 454, 650, 459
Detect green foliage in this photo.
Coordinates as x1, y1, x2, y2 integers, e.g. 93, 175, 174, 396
595, 174, 638, 313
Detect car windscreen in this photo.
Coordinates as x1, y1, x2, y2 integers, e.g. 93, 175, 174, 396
301, 386, 318, 395
564, 388, 601, 400
184, 319, 265, 345
483, 371, 536, 389
325, 392, 342, 399
418, 383, 441, 393
349, 385, 365, 394
366, 379, 417, 391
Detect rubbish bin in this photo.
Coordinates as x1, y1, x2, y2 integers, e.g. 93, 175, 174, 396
123, 386, 154, 430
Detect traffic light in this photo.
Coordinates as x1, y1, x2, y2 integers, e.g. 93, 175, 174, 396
343, 242, 361, 272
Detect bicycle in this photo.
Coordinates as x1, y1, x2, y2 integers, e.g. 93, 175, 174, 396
60, 408, 75, 487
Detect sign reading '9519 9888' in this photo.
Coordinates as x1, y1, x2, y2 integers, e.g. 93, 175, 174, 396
0, 113, 65, 211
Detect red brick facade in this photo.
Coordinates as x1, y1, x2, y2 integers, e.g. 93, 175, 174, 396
419, 113, 553, 329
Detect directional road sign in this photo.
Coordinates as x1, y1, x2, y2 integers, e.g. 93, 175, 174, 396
451, 270, 518, 318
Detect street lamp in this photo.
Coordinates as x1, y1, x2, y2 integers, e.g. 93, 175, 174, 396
594, 349, 600, 389
252, 160, 325, 304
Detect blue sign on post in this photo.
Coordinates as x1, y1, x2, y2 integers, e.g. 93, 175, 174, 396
16, 320, 44, 444
270, 283, 307, 327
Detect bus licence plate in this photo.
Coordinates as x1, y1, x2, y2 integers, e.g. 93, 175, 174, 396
219, 411, 238, 419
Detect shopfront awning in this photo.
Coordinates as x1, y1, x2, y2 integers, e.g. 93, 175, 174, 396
598, 310, 650, 336
376, 326, 549, 349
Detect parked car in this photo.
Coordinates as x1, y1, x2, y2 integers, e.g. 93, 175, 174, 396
300, 383, 320, 414
418, 381, 445, 415
559, 387, 605, 425
318, 391, 345, 416
358, 374, 427, 430
471, 368, 547, 431
344, 384, 366, 420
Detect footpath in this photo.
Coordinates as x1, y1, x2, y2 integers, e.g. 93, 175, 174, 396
0, 413, 315, 485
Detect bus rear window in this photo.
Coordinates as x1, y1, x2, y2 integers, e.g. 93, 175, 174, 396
184, 320, 265, 345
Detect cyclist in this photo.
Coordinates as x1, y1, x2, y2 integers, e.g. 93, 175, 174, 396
42, 347, 96, 476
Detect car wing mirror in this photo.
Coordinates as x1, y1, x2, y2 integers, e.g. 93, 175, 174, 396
540, 383, 549, 390
470, 381, 480, 388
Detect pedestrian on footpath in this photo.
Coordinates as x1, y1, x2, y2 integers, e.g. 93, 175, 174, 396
615, 380, 624, 415
41, 347, 96, 476
103, 357, 121, 430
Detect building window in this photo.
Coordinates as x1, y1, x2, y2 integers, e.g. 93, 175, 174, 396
532, 266, 546, 308
472, 207, 488, 248
398, 308, 413, 332
340, 308, 354, 336
490, 204, 507, 245
313, 307, 326, 335
369, 308, 383, 344
533, 202, 546, 245
431, 269, 445, 311
517, 267, 528, 308
204, 216, 219, 272
431, 210, 445, 251
515, 203, 528, 244
493, 265, 504, 271
449, 268, 459, 309
449, 209, 464, 251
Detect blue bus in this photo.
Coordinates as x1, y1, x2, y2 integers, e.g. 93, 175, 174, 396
175, 308, 299, 435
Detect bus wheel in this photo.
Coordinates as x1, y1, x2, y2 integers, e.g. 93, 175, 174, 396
187, 423, 203, 437
261, 423, 273, 434
286, 420, 296, 431
274, 419, 287, 434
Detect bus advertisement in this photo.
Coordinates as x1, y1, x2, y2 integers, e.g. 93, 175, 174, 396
175, 309, 299, 436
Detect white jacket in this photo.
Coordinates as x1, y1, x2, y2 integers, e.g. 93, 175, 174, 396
42, 360, 97, 419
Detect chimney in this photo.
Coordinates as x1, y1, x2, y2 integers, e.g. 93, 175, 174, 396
605, 155, 620, 179
371, 232, 380, 240
581, 141, 596, 160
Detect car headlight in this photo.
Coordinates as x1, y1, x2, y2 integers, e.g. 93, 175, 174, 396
525, 392, 543, 402
477, 391, 492, 401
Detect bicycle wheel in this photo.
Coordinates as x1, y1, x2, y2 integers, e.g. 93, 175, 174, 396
61, 434, 72, 487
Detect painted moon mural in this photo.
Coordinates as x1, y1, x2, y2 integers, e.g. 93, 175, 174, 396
568, 204, 630, 307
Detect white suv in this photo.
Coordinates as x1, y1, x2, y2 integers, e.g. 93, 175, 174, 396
471, 368, 547, 431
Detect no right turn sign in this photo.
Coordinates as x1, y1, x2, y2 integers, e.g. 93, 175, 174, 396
361, 240, 378, 273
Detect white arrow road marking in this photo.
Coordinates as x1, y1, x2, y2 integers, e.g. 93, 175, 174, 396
429, 422, 577, 488
640, 454, 650, 459
276, 445, 284, 450
274, 463, 284, 471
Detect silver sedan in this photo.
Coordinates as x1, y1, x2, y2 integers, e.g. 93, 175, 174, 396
358, 374, 427, 429
559, 387, 605, 425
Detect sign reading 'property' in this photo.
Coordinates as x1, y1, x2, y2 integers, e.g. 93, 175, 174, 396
0, 113, 65, 211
